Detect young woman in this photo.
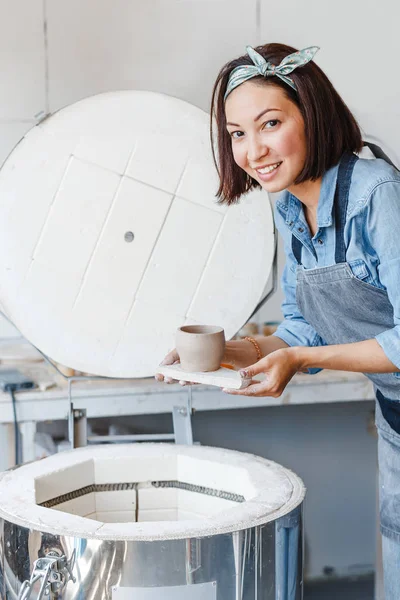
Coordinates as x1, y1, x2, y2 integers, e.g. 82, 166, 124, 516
156, 43, 400, 596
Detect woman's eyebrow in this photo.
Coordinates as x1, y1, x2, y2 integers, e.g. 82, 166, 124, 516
254, 107, 281, 121
226, 107, 282, 127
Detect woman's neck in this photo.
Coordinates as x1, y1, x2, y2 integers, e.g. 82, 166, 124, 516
287, 177, 322, 237
287, 177, 322, 209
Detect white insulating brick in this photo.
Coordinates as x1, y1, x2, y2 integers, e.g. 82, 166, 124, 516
138, 509, 178, 522
95, 511, 136, 523
51, 492, 96, 517
95, 490, 137, 513
175, 154, 225, 214
138, 488, 178, 511
177, 455, 253, 497
136, 197, 222, 317
84, 512, 98, 520
110, 298, 184, 377
178, 490, 237, 517
126, 133, 188, 195
34, 459, 95, 504
94, 456, 178, 484
73, 128, 134, 175
31, 157, 120, 276
71, 177, 173, 360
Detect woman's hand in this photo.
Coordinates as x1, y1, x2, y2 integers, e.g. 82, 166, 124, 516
222, 347, 301, 397
155, 339, 261, 385
155, 337, 293, 386
154, 348, 206, 386
154, 348, 181, 384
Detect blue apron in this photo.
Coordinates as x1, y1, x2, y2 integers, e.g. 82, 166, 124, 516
291, 152, 400, 432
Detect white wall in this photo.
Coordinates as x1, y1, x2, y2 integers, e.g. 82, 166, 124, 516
0, 0, 396, 577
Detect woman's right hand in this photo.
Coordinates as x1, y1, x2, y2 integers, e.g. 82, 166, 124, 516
155, 339, 262, 384
155, 348, 181, 384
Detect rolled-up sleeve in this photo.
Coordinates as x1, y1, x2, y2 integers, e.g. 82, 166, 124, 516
367, 182, 400, 370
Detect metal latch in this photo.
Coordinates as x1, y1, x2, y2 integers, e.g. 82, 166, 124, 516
18, 550, 76, 599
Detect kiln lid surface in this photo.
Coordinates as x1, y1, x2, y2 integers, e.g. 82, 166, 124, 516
0, 91, 274, 377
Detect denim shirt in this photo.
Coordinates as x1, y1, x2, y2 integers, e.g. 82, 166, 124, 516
274, 157, 400, 371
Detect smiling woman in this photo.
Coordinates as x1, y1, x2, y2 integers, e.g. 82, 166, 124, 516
157, 42, 400, 599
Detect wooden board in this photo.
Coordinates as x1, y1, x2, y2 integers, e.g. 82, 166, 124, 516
157, 364, 251, 390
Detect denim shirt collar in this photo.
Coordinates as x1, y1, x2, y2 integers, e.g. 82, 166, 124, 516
276, 162, 340, 228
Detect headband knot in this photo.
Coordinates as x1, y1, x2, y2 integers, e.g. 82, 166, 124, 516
224, 45, 320, 100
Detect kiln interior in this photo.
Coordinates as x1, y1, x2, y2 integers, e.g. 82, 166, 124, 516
34, 454, 252, 524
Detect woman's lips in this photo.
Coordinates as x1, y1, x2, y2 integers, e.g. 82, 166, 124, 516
255, 161, 282, 182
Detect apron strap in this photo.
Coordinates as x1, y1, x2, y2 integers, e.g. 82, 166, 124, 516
291, 152, 357, 265
363, 141, 399, 170
334, 152, 358, 263
334, 142, 398, 262
291, 229, 302, 264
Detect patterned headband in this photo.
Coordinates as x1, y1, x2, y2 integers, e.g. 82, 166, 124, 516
224, 45, 320, 100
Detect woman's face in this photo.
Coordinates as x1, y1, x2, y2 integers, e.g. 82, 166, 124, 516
225, 81, 307, 194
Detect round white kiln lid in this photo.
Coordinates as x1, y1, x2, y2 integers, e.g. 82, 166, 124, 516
0, 91, 274, 377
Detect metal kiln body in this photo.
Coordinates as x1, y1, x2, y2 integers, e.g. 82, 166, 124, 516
0, 444, 305, 599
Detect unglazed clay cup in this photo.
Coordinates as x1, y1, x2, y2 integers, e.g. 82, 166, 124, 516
176, 325, 225, 372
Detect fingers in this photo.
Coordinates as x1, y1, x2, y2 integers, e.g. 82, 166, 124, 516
155, 354, 180, 384
155, 348, 200, 386
163, 359, 180, 384
238, 357, 269, 380
160, 349, 179, 367
222, 379, 280, 397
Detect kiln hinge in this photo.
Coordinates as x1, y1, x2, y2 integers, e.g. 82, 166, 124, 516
18, 550, 76, 600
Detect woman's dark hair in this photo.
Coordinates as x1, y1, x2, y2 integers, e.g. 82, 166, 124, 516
211, 43, 363, 204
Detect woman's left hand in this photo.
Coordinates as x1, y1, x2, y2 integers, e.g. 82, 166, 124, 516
222, 348, 301, 397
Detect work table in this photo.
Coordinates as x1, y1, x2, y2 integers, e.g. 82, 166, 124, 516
0, 339, 375, 469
